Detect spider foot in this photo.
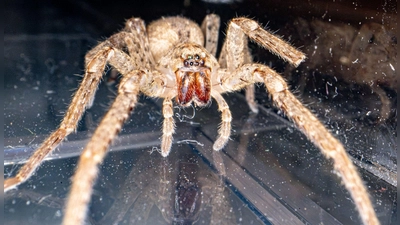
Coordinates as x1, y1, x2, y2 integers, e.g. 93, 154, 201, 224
213, 137, 228, 151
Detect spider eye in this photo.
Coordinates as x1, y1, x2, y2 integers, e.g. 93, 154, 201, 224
195, 54, 200, 60
187, 55, 193, 60
368, 35, 375, 44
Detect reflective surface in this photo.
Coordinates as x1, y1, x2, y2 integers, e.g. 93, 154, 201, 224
4, 1, 397, 225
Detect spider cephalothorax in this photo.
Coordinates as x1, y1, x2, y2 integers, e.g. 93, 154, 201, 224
4, 15, 380, 225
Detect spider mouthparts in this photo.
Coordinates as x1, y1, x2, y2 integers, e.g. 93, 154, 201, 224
176, 70, 211, 107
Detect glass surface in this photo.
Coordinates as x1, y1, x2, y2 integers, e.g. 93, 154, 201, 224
4, 1, 397, 225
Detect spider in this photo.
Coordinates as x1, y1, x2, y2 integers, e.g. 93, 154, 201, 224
4, 14, 379, 225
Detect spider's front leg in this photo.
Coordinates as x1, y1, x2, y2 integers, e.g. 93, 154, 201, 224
221, 17, 307, 114
229, 17, 306, 66
219, 17, 259, 113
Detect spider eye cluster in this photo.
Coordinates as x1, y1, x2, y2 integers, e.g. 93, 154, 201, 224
183, 53, 206, 67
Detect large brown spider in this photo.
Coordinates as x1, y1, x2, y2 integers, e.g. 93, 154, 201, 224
4, 15, 379, 225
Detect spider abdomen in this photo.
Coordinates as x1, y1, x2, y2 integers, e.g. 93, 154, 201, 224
148, 17, 204, 62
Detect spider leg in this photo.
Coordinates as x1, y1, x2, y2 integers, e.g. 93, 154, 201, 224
201, 14, 233, 150
220, 18, 259, 113
62, 24, 167, 223
4, 20, 155, 192
230, 17, 306, 66
119, 16, 179, 157
4, 43, 113, 192
242, 44, 258, 113
125, 19, 178, 156
245, 84, 258, 113
123, 17, 156, 69
211, 91, 232, 150
201, 14, 221, 57
63, 70, 144, 225
216, 64, 380, 225
161, 98, 175, 156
